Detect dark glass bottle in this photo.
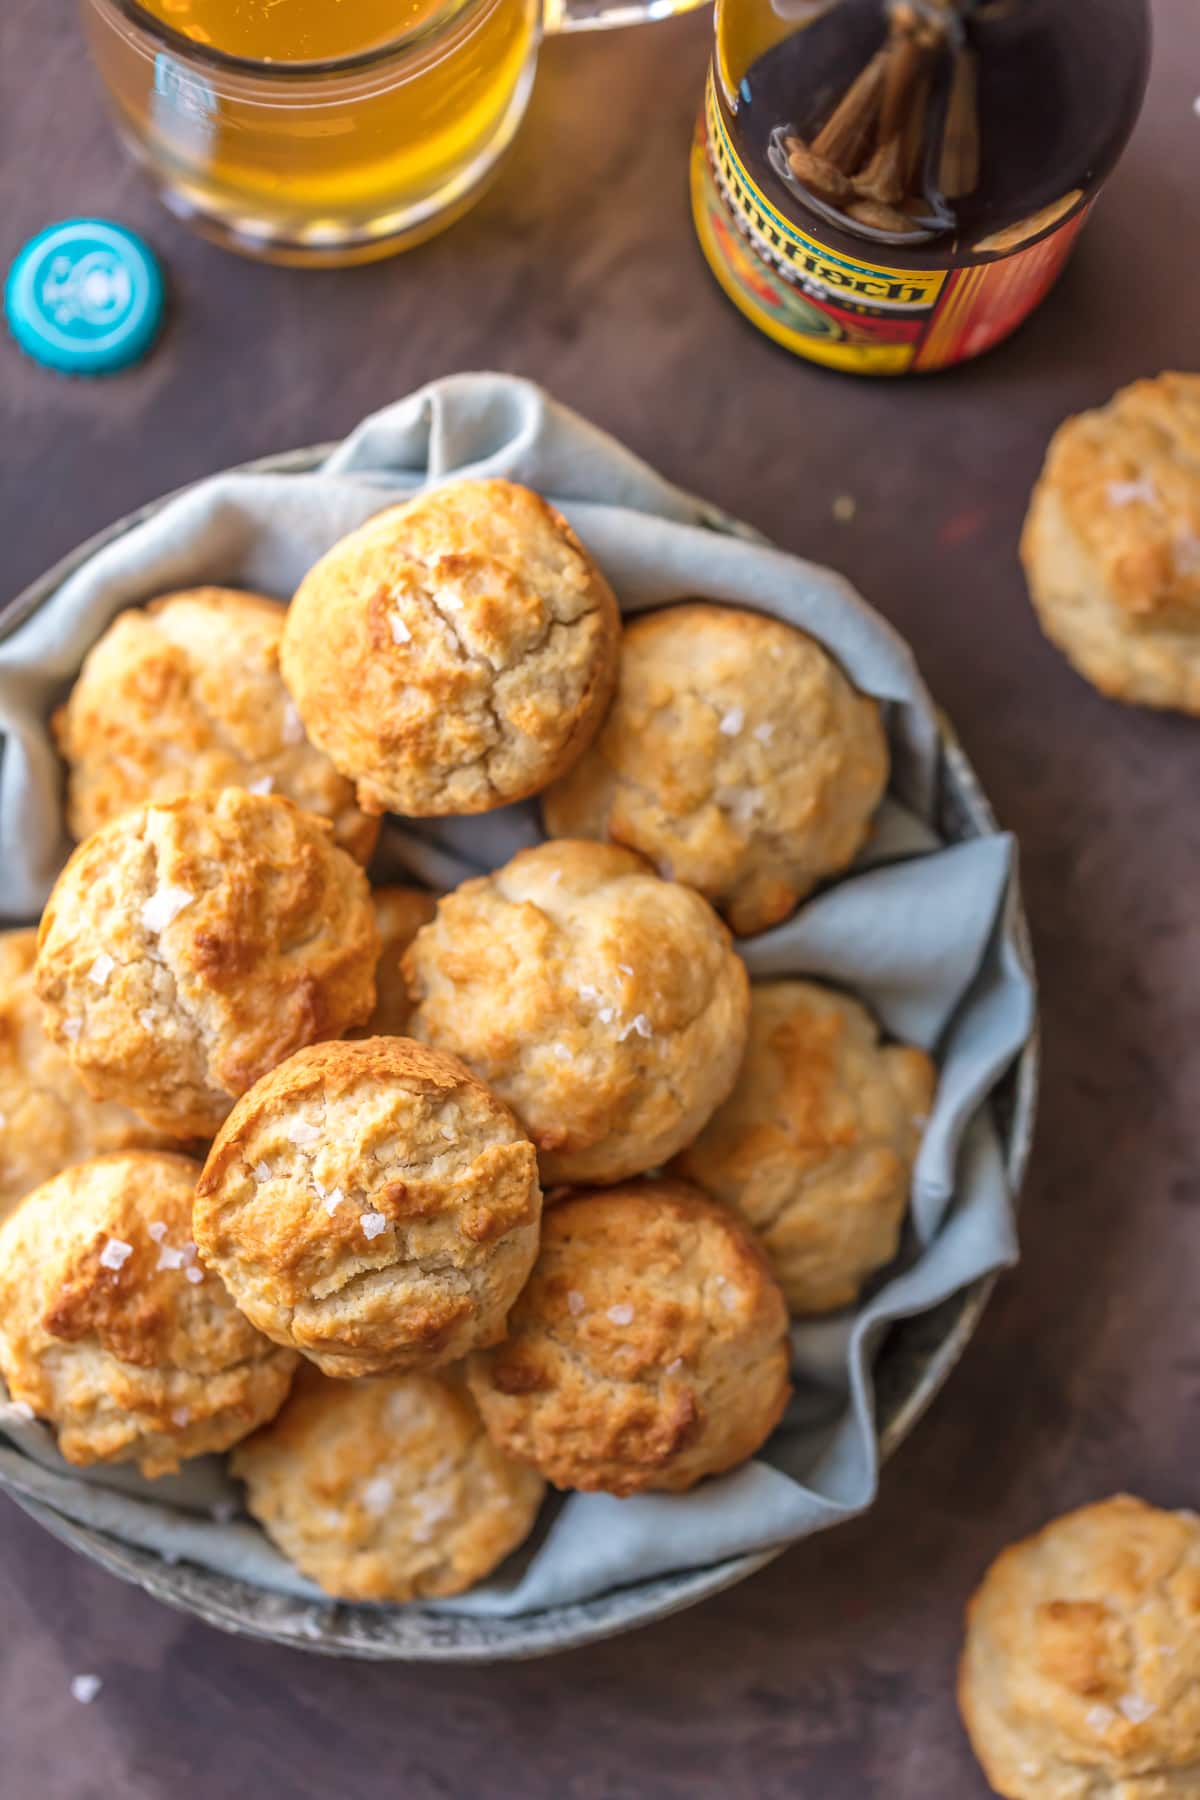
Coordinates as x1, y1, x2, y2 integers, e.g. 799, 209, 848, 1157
691, 0, 1151, 374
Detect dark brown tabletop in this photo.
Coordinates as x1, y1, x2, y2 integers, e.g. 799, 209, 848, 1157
1, 2, 1198, 1794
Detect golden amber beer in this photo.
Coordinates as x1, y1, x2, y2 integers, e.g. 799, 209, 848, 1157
81, 0, 708, 264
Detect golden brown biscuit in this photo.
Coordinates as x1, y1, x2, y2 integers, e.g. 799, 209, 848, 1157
959, 1495, 1200, 1799
404, 840, 750, 1185
35, 790, 378, 1139
233, 1364, 544, 1603
0, 1151, 296, 1476
53, 588, 377, 861
279, 479, 621, 817
467, 1180, 790, 1496
0, 929, 176, 1226
541, 603, 889, 936
357, 886, 437, 1038
194, 1038, 542, 1380
672, 981, 934, 1314
1021, 373, 1200, 713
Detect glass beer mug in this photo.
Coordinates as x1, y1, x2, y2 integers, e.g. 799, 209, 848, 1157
80, 0, 708, 266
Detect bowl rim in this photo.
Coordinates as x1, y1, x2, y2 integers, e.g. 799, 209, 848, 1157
0, 445, 1040, 1662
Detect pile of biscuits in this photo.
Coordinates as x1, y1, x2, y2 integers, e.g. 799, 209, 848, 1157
0, 475, 937, 1607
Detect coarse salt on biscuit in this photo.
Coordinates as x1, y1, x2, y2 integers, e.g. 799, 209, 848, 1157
280, 479, 621, 817
542, 602, 889, 935
0, 929, 175, 1227
233, 1364, 544, 1602
673, 981, 934, 1314
35, 789, 379, 1139
959, 1496, 1200, 1799
1021, 373, 1200, 713
467, 1179, 791, 1496
53, 588, 377, 861
0, 1151, 296, 1476
404, 840, 750, 1185
194, 1037, 542, 1379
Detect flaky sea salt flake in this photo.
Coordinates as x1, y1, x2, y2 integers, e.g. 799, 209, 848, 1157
719, 706, 744, 736
389, 612, 412, 644
247, 775, 274, 796
156, 1245, 186, 1271
282, 702, 305, 744
665, 1357, 685, 1376
361, 1211, 388, 1240
1107, 477, 1158, 508
148, 1221, 168, 1243
99, 1238, 132, 1272
753, 721, 775, 744
567, 1290, 586, 1317
63, 1017, 83, 1042
286, 1119, 321, 1146
1086, 1704, 1117, 1733
323, 1187, 346, 1215
141, 885, 194, 934
361, 1475, 395, 1515
254, 1162, 271, 1182
553, 1043, 571, 1063
1118, 1694, 1156, 1723
172, 1407, 191, 1428
88, 952, 115, 986
184, 1265, 204, 1285
607, 1303, 634, 1326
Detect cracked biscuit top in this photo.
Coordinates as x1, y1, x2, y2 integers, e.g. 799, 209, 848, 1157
404, 839, 751, 1185
35, 789, 378, 1139
233, 1363, 545, 1603
194, 1037, 542, 1380
541, 602, 890, 936
466, 1179, 792, 1496
0, 928, 174, 1226
279, 478, 621, 817
959, 1495, 1200, 1800
672, 981, 934, 1315
53, 588, 378, 862
1021, 374, 1200, 714
0, 1150, 296, 1476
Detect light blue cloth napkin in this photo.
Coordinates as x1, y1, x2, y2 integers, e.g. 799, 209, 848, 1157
0, 374, 1035, 1619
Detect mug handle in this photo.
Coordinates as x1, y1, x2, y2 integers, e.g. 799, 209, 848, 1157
545, 0, 710, 32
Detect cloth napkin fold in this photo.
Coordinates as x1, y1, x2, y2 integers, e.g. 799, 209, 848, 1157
0, 373, 1035, 1620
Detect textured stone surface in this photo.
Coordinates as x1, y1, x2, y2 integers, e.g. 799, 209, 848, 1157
1, 0, 1197, 1790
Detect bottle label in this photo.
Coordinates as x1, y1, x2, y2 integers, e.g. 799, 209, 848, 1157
692, 69, 1089, 375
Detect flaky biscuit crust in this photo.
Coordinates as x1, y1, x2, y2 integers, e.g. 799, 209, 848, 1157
959, 1496, 1200, 1799
673, 981, 934, 1314
53, 588, 377, 861
541, 603, 889, 936
1021, 374, 1200, 712
195, 1038, 542, 1379
0, 1151, 296, 1475
404, 840, 750, 1185
35, 790, 378, 1139
279, 479, 621, 817
467, 1179, 791, 1496
356, 886, 438, 1039
233, 1364, 544, 1602
0, 929, 174, 1225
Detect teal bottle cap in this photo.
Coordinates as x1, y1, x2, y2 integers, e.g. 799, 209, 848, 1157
5, 219, 165, 376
